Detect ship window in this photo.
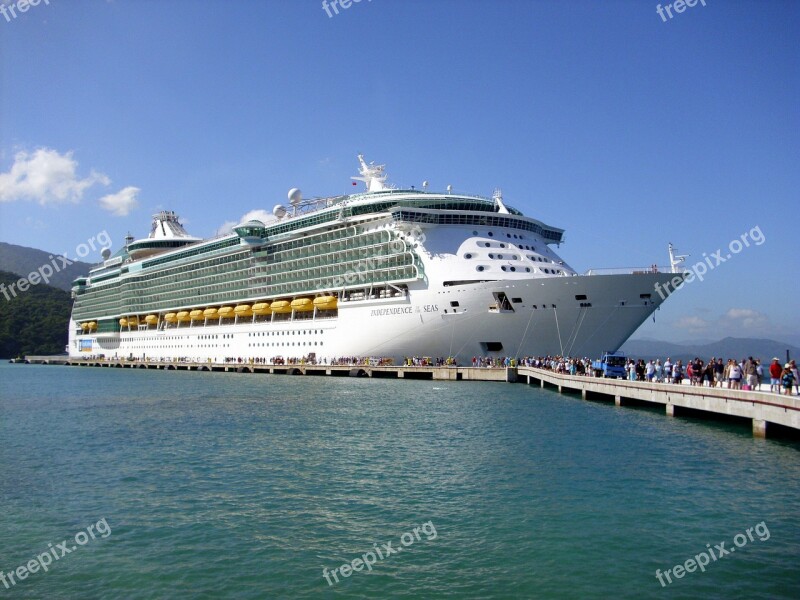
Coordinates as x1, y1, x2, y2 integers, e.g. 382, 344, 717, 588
499, 243, 506, 248
477, 266, 486, 272
575, 294, 588, 301
480, 342, 503, 352
465, 253, 473, 259
450, 301, 460, 307
487, 232, 493, 237
512, 298, 522, 303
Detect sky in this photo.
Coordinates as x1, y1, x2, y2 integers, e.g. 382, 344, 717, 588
0, 0, 797, 344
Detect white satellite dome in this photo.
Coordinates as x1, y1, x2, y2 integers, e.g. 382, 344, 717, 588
273, 204, 287, 218
288, 188, 302, 205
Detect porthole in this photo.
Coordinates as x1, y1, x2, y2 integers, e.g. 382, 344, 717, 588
477, 266, 486, 272
487, 231, 493, 237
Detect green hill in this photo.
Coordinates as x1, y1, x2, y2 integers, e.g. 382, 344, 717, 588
0, 270, 72, 358
0, 242, 94, 292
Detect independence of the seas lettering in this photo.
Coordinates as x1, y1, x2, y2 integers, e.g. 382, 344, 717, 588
370, 305, 439, 317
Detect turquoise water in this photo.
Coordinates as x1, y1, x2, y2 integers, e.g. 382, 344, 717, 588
0, 363, 798, 599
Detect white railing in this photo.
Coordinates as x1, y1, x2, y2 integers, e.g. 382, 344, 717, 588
583, 265, 669, 276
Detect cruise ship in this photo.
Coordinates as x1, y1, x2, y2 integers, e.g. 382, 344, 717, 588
68, 156, 682, 362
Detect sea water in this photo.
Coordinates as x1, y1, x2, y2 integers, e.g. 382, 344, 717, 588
0, 363, 798, 599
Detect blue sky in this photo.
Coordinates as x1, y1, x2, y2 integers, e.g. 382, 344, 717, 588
1, 0, 797, 343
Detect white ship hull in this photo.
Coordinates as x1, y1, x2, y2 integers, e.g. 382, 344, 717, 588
69, 272, 672, 362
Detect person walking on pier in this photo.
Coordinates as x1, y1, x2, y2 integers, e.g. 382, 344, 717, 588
791, 361, 800, 396
769, 358, 783, 393
729, 361, 743, 390
664, 358, 672, 382
782, 364, 795, 396
756, 360, 764, 391
744, 357, 758, 391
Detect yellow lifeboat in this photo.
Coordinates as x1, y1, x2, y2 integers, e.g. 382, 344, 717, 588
127, 317, 140, 326
164, 313, 178, 323
145, 315, 158, 325
270, 300, 292, 314
119, 318, 128, 327
291, 298, 314, 312
234, 304, 253, 318
176, 311, 191, 322
81, 322, 90, 330
313, 295, 338, 310
252, 302, 272, 315
217, 306, 234, 319
189, 310, 204, 321
203, 308, 219, 319
87, 322, 97, 331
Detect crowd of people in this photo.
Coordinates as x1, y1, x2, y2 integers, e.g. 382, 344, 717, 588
525, 355, 798, 395
97, 351, 799, 395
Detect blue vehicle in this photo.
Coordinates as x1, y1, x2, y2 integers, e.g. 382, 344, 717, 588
592, 352, 627, 378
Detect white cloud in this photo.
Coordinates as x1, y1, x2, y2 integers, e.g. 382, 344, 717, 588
216, 209, 277, 235
0, 148, 109, 204
99, 186, 140, 216
722, 308, 769, 330
674, 316, 710, 330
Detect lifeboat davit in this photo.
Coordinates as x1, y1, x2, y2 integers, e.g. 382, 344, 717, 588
127, 317, 140, 326
252, 302, 272, 315
291, 298, 314, 312
270, 300, 292, 314
234, 305, 253, 318
313, 295, 338, 310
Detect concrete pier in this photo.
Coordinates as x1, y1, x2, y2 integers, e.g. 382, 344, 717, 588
518, 366, 800, 439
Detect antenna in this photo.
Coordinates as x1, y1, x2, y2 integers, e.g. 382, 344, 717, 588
668, 243, 689, 273
422, 180, 429, 191
493, 188, 509, 214
446, 184, 452, 194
